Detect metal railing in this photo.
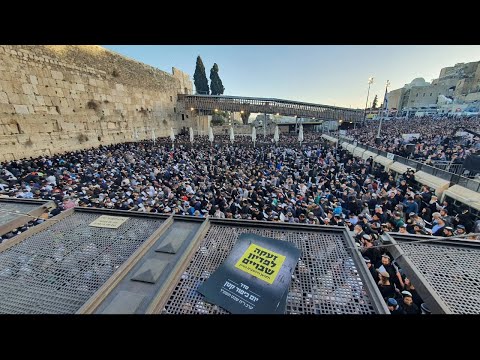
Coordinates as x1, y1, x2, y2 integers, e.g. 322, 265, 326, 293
338, 136, 480, 193
178, 94, 363, 122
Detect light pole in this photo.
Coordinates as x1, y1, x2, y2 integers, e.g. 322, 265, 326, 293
335, 119, 343, 156
376, 80, 390, 144
361, 76, 374, 128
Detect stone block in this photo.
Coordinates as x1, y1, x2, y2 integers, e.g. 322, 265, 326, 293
22, 83, 34, 95
51, 70, 63, 80
46, 106, 59, 115
0, 81, 13, 94
33, 105, 48, 114
29, 75, 38, 85
0, 103, 14, 114
36, 95, 45, 106
0, 91, 8, 104
54, 88, 64, 97
26, 94, 38, 105
13, 104, 29, 114
43, 96, 53, 106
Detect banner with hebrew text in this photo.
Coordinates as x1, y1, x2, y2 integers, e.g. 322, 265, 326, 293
197, 233, 301, 314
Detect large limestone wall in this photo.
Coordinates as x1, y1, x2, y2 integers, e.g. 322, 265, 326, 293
0, 45, 193, 162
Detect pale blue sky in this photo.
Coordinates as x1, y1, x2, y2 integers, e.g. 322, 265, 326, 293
104, 45, 480, 109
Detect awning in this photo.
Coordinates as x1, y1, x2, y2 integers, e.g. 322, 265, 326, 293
374, 155, 394, 168
443, 184, 480, 211
353, 146, 365, 158
388, 161, 410, 175
362, 150, 377, 160
414, 170, 451, 196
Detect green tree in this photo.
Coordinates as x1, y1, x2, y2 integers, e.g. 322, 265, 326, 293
240, 111, 251, 125
209, 63, 225, 95
211, 114, 226, 126
193, 56, 209, 95
372, 95, 378, 109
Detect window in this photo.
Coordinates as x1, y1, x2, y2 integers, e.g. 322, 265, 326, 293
181, 114, 185, 120
423, 93, 425, 97
174, 107, 176, 113
170, 96, 173, 102
416, 93, 419, 97
430, 93, 432, 96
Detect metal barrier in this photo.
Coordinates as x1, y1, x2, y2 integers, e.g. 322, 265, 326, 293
0, 208, 389, 314
386, 232, 480, 314
0, 198, 55, 238
338, 136, 479, 188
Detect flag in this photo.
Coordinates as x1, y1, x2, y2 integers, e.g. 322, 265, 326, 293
274, 125, 279, 144
152, 129, 156, 145
170, 127, 175, 142
298, 124, 304, 143
251, 126, 257, 145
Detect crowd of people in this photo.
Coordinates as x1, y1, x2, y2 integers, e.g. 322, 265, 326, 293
1, 132, 478, 235
1, 130, 479, 313
347, 116, 480, 166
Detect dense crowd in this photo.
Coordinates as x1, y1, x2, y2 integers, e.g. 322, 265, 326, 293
1, 131, 479, 313
347, 116, 480, 164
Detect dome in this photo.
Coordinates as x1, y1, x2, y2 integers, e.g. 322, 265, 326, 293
409, 77, 429, 87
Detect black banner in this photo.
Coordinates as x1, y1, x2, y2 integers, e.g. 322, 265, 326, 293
197, 233, 301, 314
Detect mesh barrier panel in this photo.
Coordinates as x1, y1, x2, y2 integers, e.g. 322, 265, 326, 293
0, 212, 164, 314
0, 202, 41, 227
400, 242, 480, 314
162, 225, 376, 314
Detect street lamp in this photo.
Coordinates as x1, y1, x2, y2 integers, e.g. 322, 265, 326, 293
336, 119, 343, 155
361, 76, 374, 128
376, 80, 390, 144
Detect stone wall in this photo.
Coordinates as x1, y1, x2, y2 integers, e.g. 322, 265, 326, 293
0, 45, 193, 162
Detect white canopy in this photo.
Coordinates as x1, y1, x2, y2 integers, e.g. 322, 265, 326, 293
209, 126, 214, 143
298, 124, 304, 143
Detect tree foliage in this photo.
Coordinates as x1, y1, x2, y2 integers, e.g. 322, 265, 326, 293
209, 63, 225, 95
211, 110, 229, 126
211, 114, 226, 126
193, 56, 209, 95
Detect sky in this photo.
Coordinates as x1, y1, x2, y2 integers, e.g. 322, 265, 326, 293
103, 45, 480, 109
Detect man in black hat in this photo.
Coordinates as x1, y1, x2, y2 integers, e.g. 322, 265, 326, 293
401, 291, 420, 314
454, 224, 466, 236
443, 226, 454, 237
363, 256, 378, 281
386, 298, 403, 315
376, 254, 404, 290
